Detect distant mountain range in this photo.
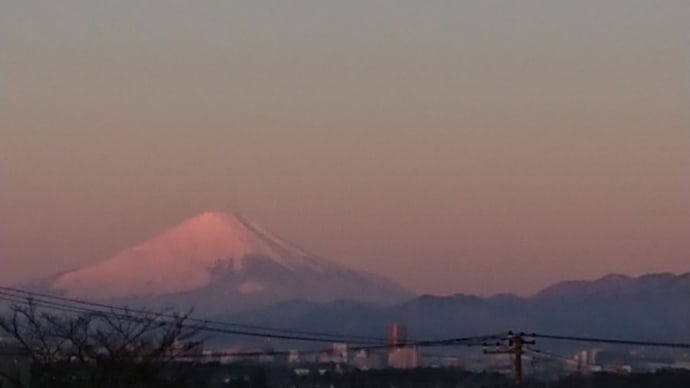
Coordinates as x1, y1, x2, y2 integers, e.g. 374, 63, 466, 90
20, 211, 689, 344
218, 272, 690, 345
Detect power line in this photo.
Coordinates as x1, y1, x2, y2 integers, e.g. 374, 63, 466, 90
0, 291, 503, 360
0, 287, 385, 344
524, 347, 573, 364
524, 346, 610, 376
0, 286, 384, 343
164, 335, 502, 360
483, 333, 534, 386
524, 347, 583, 369
6, 288, 690, 358
0, 289, 505, 348
530, 333, 690, 349
0, 292, 381, 345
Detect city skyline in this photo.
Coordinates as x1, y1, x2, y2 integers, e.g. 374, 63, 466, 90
2, 1, 689, 295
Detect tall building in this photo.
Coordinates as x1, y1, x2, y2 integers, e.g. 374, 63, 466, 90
386, 323, 417, 369
388, 346, 419, 369
386, 323, 407, 347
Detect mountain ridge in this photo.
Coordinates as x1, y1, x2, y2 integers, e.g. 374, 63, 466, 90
18, 211, 688, 340
534, 271, 690, 299
34, 211, 411, 312
214, 271, 690, 345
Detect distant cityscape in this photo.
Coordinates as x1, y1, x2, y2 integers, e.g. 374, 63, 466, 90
199, 334, 688, 373
163, 324, 690, 376
4, 309, 690, 388
2, 276, 690, 388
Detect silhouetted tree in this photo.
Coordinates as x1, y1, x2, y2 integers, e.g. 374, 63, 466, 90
0, 297, 203, 388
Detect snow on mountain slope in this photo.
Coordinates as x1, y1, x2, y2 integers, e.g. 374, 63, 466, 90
49, 212, 410, 308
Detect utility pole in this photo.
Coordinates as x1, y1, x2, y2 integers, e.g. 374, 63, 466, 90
512, 334, 525, 386
484, 332, 535, 387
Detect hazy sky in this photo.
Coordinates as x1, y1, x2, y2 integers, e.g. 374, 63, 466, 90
1, 1, 689, 296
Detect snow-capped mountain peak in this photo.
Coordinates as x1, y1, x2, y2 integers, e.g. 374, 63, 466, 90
51, 212, 328, 299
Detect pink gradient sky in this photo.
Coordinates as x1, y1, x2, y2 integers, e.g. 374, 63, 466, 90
1, 1, 689, 295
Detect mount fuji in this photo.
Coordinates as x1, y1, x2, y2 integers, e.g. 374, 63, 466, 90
38, 212, 411, 313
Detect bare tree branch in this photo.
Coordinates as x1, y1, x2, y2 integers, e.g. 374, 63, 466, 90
0, 297, 204, 388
